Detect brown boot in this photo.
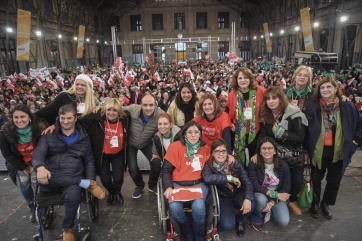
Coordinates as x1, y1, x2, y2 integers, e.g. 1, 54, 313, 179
289, 201, 302, 215
63, 229, 75, 241
88, 180, 106, 199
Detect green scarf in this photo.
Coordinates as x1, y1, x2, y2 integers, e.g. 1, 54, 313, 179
185, 138, 201, 158
286, 86, 312, 99
312, 110, 343, 169
235, 89, 256, 164
16, 125, 33, 144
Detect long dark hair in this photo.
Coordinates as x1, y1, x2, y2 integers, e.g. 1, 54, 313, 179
175, 82, 198, 108
206, 139, 230, 170
260, 86, 290, 125
256, 137, 283, 171
3, 104, 47, 144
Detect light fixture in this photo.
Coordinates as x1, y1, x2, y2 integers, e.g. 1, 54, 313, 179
295, 26, 300, 31
280, 29, 285, 34
253, 36, 257, 40
6, 27, 13, 33
86, 38, 90, 42
270, 32, 273, 36
74, 36, 77, 41
58, 34, 62, 39
340, 16, 348, 22
35, 30, 42, 36
261, 35, 264, 38
313, 22, 320, 27
96, 40, 99, 43
104, 41, 108, 44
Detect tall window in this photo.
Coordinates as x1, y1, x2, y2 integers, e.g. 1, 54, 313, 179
152, 14, 163, 30
319, 29, 329, 52
287, 35, 294, 60
196, 12, 207, 29
218, 41, 229, 60
130, 15, 142, 31
174, 13, 185, 30
277, 37, 283, 57
218, 12, 229, 29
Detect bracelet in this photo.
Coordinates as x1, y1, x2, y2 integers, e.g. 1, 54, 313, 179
270, 190, 279, 199
226, 175, 235, 183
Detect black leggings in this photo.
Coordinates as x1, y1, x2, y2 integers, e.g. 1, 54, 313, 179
99, 152, 125, 194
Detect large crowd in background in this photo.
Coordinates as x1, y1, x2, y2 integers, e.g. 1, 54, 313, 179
1, 57, 362, 241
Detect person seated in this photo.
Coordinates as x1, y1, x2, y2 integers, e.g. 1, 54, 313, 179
247, 137, 291, 231
202, 139, 255, 237
32, 104, 106, 241
161, 121, 210, 241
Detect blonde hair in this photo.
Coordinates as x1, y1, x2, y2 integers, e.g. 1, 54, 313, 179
101, 98, 126, 118
291, 65, 313, 87
66, 79, 97, 118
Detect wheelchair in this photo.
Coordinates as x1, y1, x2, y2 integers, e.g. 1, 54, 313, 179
157, 180, 221, 241
32, 184, 99, 241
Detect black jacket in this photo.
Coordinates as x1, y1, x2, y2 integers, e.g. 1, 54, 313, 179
202, 159, 254, 201
79, 111, 130, 174
32, 122, 96, 180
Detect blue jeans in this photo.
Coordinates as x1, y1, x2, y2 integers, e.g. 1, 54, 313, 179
250, 192, 289, 227
41, 174, 83, 229
17, 170, 37, 206
218, 191, 255, 231
168, 182, 208, 225
127, 144, 156, 188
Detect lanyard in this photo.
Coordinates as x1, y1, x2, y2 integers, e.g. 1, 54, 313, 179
106, 119, 119, 137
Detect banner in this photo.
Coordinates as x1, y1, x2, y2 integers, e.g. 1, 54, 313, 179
77, 25, 85, 58
300, 8, 314, 51
16, 9, 31, 61
263, 23, 272, 53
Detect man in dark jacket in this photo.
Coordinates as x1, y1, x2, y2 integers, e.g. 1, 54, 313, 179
32, 104, 105, 241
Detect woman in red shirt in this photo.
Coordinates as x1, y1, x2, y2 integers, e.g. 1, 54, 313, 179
162, 121, 210, 241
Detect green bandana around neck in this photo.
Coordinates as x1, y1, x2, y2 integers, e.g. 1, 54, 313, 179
16, 125, 32, 144
185, 138, 201, 158
286, 86, 312, 99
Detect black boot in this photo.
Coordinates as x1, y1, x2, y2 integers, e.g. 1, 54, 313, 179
29, 204, 35, 222
193, 222, 206, 241
114, 192, 124, 205
106, 191, 114, 205
178, 221, 193, 241
310, 203, 320, 218
236, 221, 245, 237
321, 203, 332, 219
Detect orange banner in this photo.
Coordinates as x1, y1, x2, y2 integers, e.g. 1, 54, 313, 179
16, 9, 31, 61
300, 8, 314, 51
77, 25, 85, 58
263, 23, 272, 53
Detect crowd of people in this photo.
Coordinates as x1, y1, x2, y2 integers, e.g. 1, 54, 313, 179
1, 59, 362, 241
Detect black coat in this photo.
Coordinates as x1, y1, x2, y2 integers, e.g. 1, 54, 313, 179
79, 110, 130, 174
202, 159, 254, 201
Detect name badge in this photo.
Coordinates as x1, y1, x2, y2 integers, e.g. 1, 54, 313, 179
77, 102, 85, 114
191, 156, 201, 172
243, 107, 252, 120
291, 99, 298, 107
110, 136, 119, 148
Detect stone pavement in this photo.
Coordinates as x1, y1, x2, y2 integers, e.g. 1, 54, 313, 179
0, 151, 361, 241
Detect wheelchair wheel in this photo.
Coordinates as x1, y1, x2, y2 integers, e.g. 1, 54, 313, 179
210, 185, 220, 227
86, 191, 99, 223
157, 180, 168, 234
81, 232, 91, 241
40, 206, 54, 230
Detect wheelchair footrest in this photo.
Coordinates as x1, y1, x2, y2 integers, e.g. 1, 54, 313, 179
206, 227, 220, 241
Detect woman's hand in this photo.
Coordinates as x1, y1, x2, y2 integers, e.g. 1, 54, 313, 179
42, 125, 55, 135
233, 177, 241, 188
92, 106, 102, 113
278, 193, 290, 202
250, 154, 257, 163
262, 201, 274, 213
231, 123, 235, 132
227, 155, 235, 165
23, 165, 33, 175
164, 187, 173, 199
272, 123, 278, 133
240, 199, 252, 214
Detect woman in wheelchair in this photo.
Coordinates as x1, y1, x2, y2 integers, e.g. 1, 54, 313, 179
0, 104, 48, 222
202, 139, 255, 237
161, 121, 210, 241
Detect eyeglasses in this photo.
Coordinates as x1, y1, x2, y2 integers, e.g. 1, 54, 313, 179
261, 146, 274, 151
296, 74, 309, 78
213, 150, 227, 155
186, 130, 201, 135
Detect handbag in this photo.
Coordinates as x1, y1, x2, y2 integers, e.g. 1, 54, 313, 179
297, 162, 313, 208
275, 143, 305, 168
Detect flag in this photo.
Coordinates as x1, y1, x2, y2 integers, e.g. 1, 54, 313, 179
152, 71, 161, 82
183, 68, 195, 80
35, 77, 43, 87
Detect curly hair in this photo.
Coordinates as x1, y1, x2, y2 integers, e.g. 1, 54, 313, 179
196, 93, 222, 119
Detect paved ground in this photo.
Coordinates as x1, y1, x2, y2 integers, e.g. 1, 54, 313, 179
0, 151, 361, 241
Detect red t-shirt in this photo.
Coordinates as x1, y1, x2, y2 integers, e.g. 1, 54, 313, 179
17, 141, 35, 165
103, 120, 124, 154
164, 141, 210, 182
193, 112, 231, 148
